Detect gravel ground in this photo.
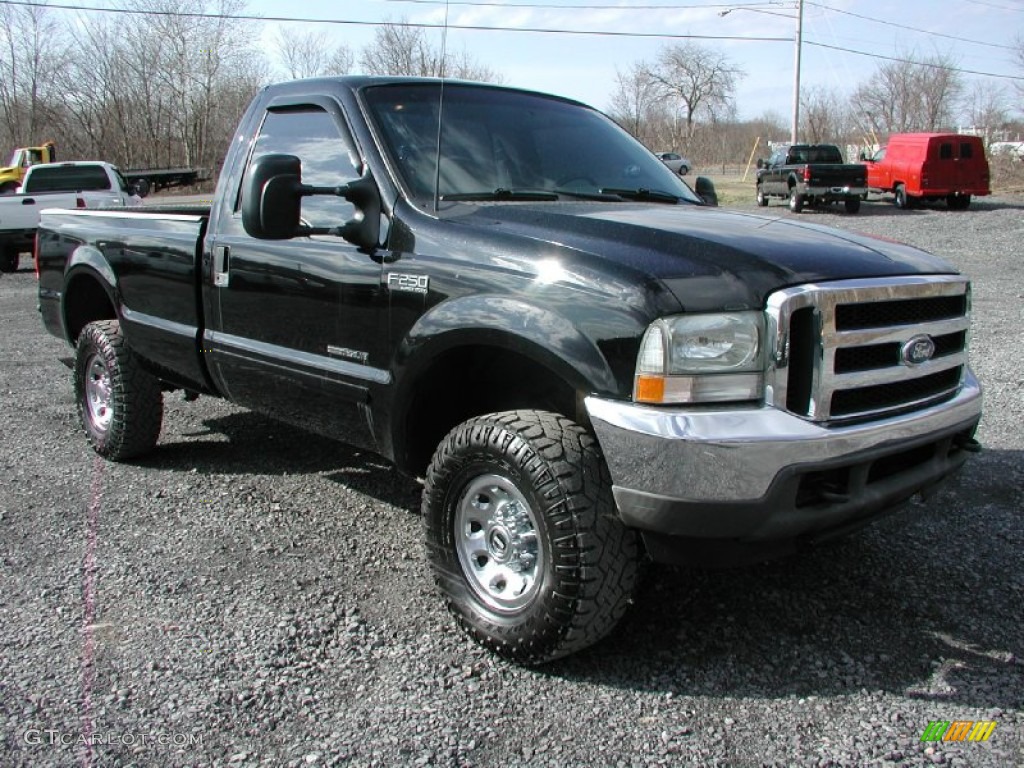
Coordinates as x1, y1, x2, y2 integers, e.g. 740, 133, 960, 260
1, 195, 1022, 767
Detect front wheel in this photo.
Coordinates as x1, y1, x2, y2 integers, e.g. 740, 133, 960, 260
756, 185, 768, 207
894, 184, 914, 209
74, 320, 163, 460
423, 410, 640, 664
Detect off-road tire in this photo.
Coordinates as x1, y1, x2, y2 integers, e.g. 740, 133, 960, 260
788, 189, 804, 213
844, 198, 861, 214
756, 185, 768, 207
423, 410, 640, 664
74, 320, 163, 460
947, 194, 971, 211
0, 246, 18, 272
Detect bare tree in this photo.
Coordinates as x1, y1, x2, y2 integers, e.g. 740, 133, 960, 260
49, 0, 266, 173
645, 42, 742, 141
359, 21, 500, 82
1015, 35, 1024, 109
854, 52, 964, 135
274, 26, 353, 80
800, 86, 852, 144
607, 63, 664, 143
0, 2, 63, 146
963, 82, 1010, 140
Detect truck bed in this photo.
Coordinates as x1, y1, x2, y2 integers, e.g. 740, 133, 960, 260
37, 206, 211, 390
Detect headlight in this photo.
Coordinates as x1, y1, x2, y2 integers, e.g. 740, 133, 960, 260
634, 312, 764, 404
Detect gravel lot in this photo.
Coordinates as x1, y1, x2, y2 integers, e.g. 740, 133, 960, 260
1, 195, 1022, 767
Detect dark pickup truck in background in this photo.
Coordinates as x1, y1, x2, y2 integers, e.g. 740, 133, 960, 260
37, 77, 981, 664
756, 143, 867, 213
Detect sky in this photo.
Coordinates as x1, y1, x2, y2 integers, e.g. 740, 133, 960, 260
65, 0, 1024, 125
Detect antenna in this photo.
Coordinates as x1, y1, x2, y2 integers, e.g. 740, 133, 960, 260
432, 0, 451, 213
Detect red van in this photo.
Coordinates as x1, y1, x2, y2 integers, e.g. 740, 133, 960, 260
863, 133, 990, 210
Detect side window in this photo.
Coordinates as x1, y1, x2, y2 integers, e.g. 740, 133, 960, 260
939, 143, 953, 160
960, 142, 973, 159
242, 106, 359, 231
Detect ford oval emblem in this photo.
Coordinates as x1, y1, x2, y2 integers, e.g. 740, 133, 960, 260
902, 335, 936, 366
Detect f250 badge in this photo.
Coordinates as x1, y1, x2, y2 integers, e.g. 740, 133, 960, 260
387, 273, 429, 295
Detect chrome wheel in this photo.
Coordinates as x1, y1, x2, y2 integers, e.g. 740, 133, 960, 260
84, 353, 114, 434
454, 473, 542, 613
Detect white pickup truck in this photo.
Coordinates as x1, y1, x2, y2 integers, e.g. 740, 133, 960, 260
0, 161, 140, 272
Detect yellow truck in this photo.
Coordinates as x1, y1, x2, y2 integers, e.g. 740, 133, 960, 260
0, 141, 57, 193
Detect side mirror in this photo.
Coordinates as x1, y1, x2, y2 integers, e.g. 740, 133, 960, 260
694, 176, 718, 207
131, 178, 151, 198
242, 154, 303, 239
756, 158, 765, 170
242, 153, 381, 250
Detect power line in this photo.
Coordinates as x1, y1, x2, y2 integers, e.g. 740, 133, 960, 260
804, 0, 1017, 52
963, 0, 1024, 12
1, 0, 1021, 82
804, 39, 1024, 81
0, 0, 791, 41
379, 0, 780, 8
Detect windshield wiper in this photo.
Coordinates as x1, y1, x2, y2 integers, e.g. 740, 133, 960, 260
599, 187, 682, 203
552, 189, 625, 202
439, 188, 559, 202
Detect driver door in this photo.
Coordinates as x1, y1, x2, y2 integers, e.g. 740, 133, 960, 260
205, 102, 387, 448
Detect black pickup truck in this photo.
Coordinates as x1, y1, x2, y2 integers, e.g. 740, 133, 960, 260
37, 77, 982, 664
756, 143, 867, 213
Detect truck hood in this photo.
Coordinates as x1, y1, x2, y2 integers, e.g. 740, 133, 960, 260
449, 202, 957, 311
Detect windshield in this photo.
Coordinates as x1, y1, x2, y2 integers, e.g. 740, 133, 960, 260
363, 83, 702, 207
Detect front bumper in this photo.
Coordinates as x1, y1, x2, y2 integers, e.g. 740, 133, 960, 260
586, 371, 982, 561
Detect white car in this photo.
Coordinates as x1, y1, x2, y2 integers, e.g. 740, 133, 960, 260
656, 151, 691, 175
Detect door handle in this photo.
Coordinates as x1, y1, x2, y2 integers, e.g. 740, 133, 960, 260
213, 245, 230, 287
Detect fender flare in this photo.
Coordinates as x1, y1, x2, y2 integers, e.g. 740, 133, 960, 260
61, 244, 119, 341
395, 293, 622, 395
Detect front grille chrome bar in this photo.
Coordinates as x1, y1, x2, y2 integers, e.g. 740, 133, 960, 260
765, 276, 971, 423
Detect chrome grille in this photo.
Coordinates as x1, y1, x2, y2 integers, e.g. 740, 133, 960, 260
765, 277, 970, 423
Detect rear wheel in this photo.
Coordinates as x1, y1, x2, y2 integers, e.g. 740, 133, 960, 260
74, 320, 163, 460
0, 246, 18, 272
844, 198, 861, 214
423, 410, 640, 664
788, 188, 804, 213
756, 184, 768, 207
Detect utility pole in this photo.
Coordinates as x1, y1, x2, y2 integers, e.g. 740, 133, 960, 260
790, 0, 804, 144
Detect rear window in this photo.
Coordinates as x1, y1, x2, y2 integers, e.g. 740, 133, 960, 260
23, 165, 112, 193
960, 142, 974, 159
939, 143, 953, 160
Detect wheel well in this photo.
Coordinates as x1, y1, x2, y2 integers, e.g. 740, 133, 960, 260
64, 274, 116, 343
399, 345, 581, 476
